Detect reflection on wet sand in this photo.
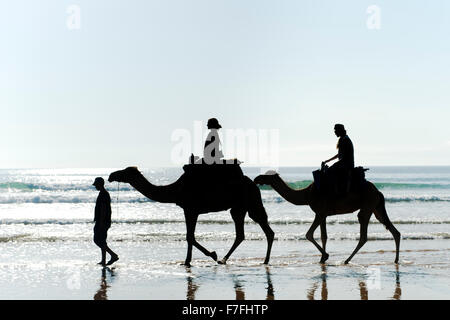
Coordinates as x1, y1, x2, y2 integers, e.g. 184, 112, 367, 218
93, 267, 115, 300
392, 264, 402, 300
229, 266, 275, 300
265, 266, 275, 300
186, 267, 199, 300
185, 266, 275, 300
306, 264, 402, 300
184, 264, 401, 300
359, 281, 368, 300
307, 264, 328, 300
232, 275, 245, 300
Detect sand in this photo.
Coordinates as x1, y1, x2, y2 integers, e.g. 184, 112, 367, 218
0, 238, 448, 300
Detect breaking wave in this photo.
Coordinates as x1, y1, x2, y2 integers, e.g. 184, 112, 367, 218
261, 195, 450, 204
1, 232, 449, 243
1, 218, 449, 226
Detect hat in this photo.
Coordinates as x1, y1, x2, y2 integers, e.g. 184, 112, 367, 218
207, 118, 222, 129
334, 124, 345, 131
92, 177, 105, 187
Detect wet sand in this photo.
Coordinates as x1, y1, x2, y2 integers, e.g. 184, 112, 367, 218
0, 238, 448, 300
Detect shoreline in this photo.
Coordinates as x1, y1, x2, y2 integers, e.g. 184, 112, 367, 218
0, 239, 448, 300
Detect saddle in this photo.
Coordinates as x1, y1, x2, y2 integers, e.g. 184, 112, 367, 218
179, 161, 245, 209
183, 162, 244, 181
313, 165, 368, 197
183, 159, 244, 192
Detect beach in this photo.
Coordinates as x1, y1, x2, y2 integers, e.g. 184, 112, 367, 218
0, 167, 449, 300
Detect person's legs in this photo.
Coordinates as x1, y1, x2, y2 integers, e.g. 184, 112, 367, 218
105, 247, 119, 265
103, 229, 119, 265
328, 162, 342, 195
105, 246, 117, 257
94, 226, 108, 265
99, 248, 106, 266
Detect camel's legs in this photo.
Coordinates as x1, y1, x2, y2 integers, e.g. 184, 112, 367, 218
306, 215, 328, 262
319, 221, 329, 263
345, 210, 372, 264
184, 212, 217, 266
374, 208, 401, 264
218, 209, 246, 264
389, 224, 401, 264
247, 205, 274, 265
258, 219, 275, 265
184, 214, 195, 266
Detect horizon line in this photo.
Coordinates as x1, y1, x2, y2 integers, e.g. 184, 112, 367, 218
1, 164, 450, 170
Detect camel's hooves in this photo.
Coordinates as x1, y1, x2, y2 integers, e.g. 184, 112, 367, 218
344, 260, 350, 265
263, 260, 270, 265
320, 253, 329, 264
210, 251, 218, 261
217, 259, 227, 265
182, 262, 191, 267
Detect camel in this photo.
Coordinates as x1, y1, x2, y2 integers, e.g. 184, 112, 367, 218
253, 171, 400, 264
108, 166, 274, 266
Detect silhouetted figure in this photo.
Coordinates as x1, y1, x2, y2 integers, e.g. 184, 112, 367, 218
322, 124, 354, 195
203, 118, 224, 164
254, 171, 401, 264
108, 167, 274, 266
93, 177, 119, 266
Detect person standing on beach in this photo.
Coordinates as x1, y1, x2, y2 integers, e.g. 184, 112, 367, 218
92, 177, 119, 266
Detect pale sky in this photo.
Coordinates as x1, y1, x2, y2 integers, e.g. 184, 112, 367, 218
1, 0, 449, 168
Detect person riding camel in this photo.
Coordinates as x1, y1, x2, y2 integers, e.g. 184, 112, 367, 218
203, 118, 224, 164
322, 124, 354, 195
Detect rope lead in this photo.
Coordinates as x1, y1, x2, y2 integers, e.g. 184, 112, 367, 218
117, 182, 120, 216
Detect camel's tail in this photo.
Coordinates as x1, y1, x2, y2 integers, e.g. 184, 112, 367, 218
374, 191, 394, 230
245, 176, 269, 224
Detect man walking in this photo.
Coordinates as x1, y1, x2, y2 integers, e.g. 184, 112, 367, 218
92, 177, 119, 266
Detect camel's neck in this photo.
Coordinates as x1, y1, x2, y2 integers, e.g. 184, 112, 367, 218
269, 175, 309, 206
127, 172, 180, 204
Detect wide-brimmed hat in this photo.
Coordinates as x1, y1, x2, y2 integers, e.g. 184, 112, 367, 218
207, 118, 222, 129
92, 177, 105, 187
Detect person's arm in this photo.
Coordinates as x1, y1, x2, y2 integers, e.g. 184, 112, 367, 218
94, 198, 99, 222
106, 194, 112, 228
95, 193, 108, 228
323, 154, 338, 164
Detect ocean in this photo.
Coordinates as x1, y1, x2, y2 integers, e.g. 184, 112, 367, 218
0, 166, 449, 299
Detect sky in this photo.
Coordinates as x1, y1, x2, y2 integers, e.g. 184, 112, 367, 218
0, 0, 449, 168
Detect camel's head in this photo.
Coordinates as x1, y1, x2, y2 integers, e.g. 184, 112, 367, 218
253, 170, 279, 185
108, 166, 140, 183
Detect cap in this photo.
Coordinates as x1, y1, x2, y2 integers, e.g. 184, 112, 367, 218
207, 118, 222, 129
92, 177, 105, 187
